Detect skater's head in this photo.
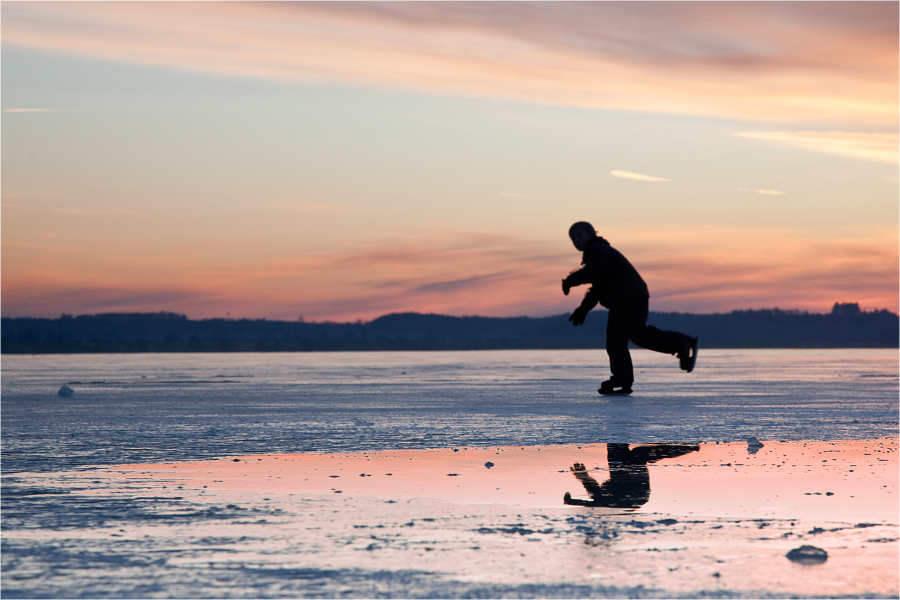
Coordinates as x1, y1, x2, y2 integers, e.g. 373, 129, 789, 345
568, 221, 596, 251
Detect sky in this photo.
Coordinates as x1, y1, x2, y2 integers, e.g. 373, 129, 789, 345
2, 1, 897, 322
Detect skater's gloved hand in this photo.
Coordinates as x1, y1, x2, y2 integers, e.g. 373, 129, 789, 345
569, 305, 589, 326
562, 278, 572, 296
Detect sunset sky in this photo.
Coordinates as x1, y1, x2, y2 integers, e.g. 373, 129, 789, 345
2, 1, 897, 321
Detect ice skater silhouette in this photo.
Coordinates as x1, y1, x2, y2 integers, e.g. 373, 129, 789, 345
562, 221, 698, 395
563, 443, 699, 508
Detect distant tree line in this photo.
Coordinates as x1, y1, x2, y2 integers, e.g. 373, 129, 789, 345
1, 303, 896, 353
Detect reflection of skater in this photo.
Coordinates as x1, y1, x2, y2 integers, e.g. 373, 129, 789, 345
564, 444, 699, 508
562, 221, 698, 395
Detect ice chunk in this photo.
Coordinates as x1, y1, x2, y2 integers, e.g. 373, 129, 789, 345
57, 385, 75, 398
747, 436, 764, 454
786, 545, 828, 565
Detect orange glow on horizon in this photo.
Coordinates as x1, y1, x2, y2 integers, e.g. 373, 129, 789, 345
2, 226, 896, 320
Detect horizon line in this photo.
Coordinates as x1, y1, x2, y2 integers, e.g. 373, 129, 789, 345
4, 302, 894, 324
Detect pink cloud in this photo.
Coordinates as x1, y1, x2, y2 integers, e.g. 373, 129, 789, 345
2, 2, 896, 125
734, 131, 899, 164
3, 227, 896, 320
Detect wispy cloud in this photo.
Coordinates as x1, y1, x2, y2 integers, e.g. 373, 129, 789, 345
737, 187, 786, 196
0, 283, 217, 317
2, 108, 151, 114
2, 108, 68, 113
610, 170, 670, 183
412, 272, 515, 294
53, 207, 133, 215
262, 202, 347, 214
734, 131, 899, 164
2, 2, 896, 125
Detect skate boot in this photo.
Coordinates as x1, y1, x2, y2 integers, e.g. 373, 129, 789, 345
679, 337, 698, 372
598, 378, 633, 396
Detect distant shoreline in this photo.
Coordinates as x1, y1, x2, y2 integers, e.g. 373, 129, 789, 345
2, 303, 897, 353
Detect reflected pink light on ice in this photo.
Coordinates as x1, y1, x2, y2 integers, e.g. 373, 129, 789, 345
11, 438, 897, 598
96, 439, 898, 522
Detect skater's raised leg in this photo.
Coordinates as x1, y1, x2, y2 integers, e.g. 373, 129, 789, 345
677, 337, 698, 372
613, 296, 697, 372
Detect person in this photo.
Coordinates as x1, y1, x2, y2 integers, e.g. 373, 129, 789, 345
562, 221, 697, 395
563, 444, 700, 508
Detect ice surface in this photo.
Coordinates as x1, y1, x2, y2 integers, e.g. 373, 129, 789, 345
2, 349, 897, 473
2, 349, 898, 598
3, 440, 897, 598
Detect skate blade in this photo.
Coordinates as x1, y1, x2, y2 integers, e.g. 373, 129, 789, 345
598, 388, 633, 396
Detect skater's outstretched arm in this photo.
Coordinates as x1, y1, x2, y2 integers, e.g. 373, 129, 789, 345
569, 462, 604, 496
562, 254, 609, 295
563, 241, 612, 293
569, 289, 599, 326
564, 463, 605, 506
562, 240, 610, 295
562, 268, 587, 296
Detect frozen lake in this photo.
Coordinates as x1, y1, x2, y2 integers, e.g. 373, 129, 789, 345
2, 349, 898, 597
2, 349, 898, 472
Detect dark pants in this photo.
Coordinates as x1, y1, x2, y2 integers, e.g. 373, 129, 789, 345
606, 296, 691, 384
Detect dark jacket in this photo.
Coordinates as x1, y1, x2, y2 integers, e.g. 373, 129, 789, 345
565, 237, 649, 310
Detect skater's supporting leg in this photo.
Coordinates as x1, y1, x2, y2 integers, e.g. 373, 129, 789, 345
605, 305, 635, 384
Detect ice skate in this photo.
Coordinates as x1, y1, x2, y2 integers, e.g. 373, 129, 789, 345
679, 337, 698, 372
598, 379, 632, 396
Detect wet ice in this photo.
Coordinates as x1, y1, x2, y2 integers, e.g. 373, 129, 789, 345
2, 349, 898, 598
